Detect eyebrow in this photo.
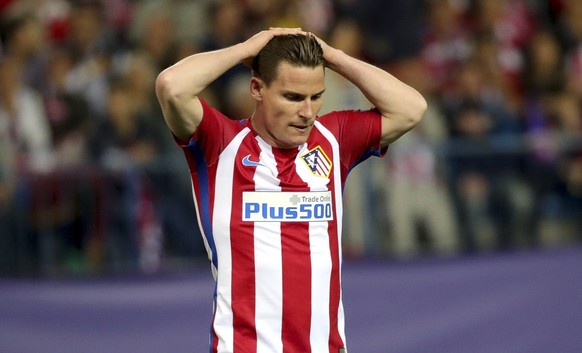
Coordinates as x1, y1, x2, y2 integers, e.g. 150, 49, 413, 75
282, 89, 326, 98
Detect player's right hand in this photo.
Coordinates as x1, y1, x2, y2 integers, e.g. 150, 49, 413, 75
241, 27, 306, 67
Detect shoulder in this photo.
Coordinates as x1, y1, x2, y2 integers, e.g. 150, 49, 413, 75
315, 108, 385, 159
174, 100, 246, 148
196, 99, 247, 133
318, 108, 381, 120
317, 108, 382, 130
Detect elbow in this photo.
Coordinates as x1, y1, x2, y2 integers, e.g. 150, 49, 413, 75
155, 70, 176, 103
379, 92, 427, 146
399, 92, 427, 131
155, 69, 196, 111
155, 69, 197, 103
156, 68, 202, 110
411, 93, 428, 126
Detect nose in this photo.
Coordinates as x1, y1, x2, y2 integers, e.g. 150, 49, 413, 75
299, 99, 314, 120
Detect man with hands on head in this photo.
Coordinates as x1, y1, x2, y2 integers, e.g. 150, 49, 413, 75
156, 27, 426, 353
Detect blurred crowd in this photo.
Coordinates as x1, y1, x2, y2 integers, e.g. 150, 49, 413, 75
0, 0, 581, 276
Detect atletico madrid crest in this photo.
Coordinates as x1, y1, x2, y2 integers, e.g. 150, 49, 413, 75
301, 146, 332, 178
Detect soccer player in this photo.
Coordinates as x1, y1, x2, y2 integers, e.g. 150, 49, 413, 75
155, 27, 426, 353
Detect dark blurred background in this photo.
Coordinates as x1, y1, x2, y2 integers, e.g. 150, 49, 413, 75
1, 0, 581, 278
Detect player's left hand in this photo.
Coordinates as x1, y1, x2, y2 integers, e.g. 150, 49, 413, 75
305, 32, 338, 67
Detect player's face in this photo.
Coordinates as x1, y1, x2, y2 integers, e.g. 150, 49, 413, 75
252, 62, 325, 149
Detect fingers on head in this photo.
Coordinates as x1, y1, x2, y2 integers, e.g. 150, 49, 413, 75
269, 27, 306, 36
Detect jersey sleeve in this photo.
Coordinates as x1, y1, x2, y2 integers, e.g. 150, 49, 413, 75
175, 99, 242, 166
318, 108, 387, 171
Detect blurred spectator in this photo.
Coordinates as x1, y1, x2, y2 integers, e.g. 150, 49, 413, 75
0, 56, 54, 173
25, 46, 99, 276
0, 10, 54, 170
113, 51, 205, 262
42, 47, 93, 166
338, 0, 425, 62
61, 0, 112, 116
522, 28, 566, 96
383, 57, 459, 259
113, 53, 167, 135
245, 0, 333, 35
91, 78, 162, 170
131, 0, 209, 56
296, 0, 333, 36
245, 0, 301, 31
0, 10, 47, 89
443, 59, 527, 252
130, 2, 181, 72
420, 0, 472, 95
90, 78, 164, 273
558, 0, 582, 100
200, 0, 248, 112
0, 58, 21, 274
549, 92, 582, 239
466, 0, 534, 69
559, 152, 582, 239
446, 102, 502, 252
223, 71, 254, 119
554, 0, 582, 51
551, 0, 582, 241
470, 30, 523, 111
523, 89, 582, 245
520, 27, 568, 245
0, 55, 55, 274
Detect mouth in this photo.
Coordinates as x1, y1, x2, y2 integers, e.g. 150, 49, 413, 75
290, 123, 311, 133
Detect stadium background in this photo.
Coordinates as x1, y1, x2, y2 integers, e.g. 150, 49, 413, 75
0, 0, 581, 352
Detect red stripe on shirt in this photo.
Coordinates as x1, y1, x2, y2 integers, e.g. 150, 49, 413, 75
308, 133, 345, 352
327, 204, 343, 351
231, 143, 259, 352
275, 148, 313, 353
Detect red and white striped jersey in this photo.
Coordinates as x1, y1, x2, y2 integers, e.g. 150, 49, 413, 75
180, 99, 385, 353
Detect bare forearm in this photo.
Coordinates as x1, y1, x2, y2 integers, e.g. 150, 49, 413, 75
157, 44, 248, 99
326, 49, 425, 119
324, 48, 427, 144
155, 43, 250, 139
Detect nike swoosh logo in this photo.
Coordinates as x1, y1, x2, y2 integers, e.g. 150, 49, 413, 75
242, 154, 265, 167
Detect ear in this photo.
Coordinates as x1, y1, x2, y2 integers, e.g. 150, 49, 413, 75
250, 77, 264, 101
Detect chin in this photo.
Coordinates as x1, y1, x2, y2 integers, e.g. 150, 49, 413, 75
278, 137, 307, 149
292, 137, 309, 147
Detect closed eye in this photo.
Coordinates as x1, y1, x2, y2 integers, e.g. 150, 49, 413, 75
284, 93, 304, 102
283, 92, 323, 102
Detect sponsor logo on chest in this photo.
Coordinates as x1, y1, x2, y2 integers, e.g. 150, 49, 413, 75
242, 191, 334, 222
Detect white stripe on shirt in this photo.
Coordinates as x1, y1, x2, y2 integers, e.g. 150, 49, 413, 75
214, 128, 250, 352
254, 137, 284, 353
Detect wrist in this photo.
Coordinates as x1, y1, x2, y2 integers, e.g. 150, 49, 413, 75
324, 48, 345, 70
232, 42, 252, 64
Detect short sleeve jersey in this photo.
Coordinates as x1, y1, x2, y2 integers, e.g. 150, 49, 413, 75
180, 99, 386, 353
